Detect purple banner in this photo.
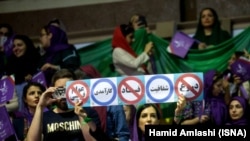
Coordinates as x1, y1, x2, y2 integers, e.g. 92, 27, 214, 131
168, 31, 195, 58
0, 77, 15, 104
3, 35, 15, 57
0, 106, 15, 141
31, 71, 47, 88
230, 58, 250, 82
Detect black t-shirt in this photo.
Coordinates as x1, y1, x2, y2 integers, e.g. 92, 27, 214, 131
42, 108, 100, 141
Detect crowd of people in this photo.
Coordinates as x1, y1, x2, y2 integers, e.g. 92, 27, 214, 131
0, 7, 250, 141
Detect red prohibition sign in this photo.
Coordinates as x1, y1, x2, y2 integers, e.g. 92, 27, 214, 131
118, 76, 145, 104
66, 80, 90, 106
175, 73, 203, 101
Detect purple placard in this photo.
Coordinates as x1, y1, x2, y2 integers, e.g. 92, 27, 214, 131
230, 58, 250, 82
0, 106, 15, 141
3, 34, 15, 57
0, 77, 15, 104
31, 71, 47, 88
168, 31, 195, 58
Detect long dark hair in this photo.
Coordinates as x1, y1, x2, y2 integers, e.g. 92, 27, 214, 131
193, 7, 229, 45
135, 104, 161, 141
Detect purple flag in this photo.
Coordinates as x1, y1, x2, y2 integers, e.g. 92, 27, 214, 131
0, 77, 15, 104
0, 106, 15, 141
31, 71, 47, 88
3, 35, 15, 57
167, 31, 195, 58
230, 57, 250, 82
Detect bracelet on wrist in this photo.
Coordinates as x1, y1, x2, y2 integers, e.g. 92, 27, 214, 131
82, 117, 92, 124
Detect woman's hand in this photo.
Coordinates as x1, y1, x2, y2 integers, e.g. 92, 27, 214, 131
175, 95, 186, 114
25, 74, 33, 82
144, 41, 153, 55
41, 63, 60, 71
198, 42, 207, 50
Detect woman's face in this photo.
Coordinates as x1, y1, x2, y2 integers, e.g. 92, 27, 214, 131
139, 106, 159, 133
130, 15, 140, 30
12, 39, 27, 58
125, 33, 134, 45
201, 9, 215, 28
229, 100, 244, 120
212, 79, 223, 96
39, 28, 51, 48
24, 86, 43, 109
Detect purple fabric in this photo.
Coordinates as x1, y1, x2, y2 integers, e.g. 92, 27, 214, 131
209, 97, 227, 125
230, 58, 250, 82
204, 70, 216, 99
45, 25, 70, 63
227, 96, 248, 125
169, 31, 195, 58
31, 71, 47, 88
3, 34, 15, 57
0, 76, 15, 104
240, 85, 249, 100
204, 70, 227, 125
0, 106, 16, 140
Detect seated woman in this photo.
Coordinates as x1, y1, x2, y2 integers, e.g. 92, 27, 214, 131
5, 34, 41, 111
39, 25, 80, 86
192, 7, 231, 50
226, 96, 249, 125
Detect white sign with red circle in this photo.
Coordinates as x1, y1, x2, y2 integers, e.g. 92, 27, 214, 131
118, 76, 145, 105
66, 80, 90, 108
175, 73, 203, 101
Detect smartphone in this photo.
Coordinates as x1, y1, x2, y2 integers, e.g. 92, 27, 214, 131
52, 87, 66, 99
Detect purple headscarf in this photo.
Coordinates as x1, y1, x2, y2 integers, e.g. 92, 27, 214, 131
204, 70, 227, 125
227, 96, 248, 125
44, 25, 70, 63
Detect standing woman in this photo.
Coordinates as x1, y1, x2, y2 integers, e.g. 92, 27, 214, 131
193, 7, 231, 49
39, 25, 80, 86
5, 34, 41, 111
12, 82, 46, 141
112, 24, 153, 76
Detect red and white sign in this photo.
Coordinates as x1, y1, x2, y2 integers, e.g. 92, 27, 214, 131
118, 76, 145, 104
175, 73, 203, 101
66, 80, 90, 106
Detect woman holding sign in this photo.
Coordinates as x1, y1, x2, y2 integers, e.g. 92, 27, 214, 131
178, 70, 230, 125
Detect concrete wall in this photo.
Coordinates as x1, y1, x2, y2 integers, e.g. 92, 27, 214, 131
0, 0, 249, 43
